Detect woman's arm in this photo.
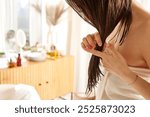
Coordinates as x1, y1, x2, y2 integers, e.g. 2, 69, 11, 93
121, 68, 150, 100
83, 43, 150, 99
133, 23, 150, 99
81, 31, 150, 99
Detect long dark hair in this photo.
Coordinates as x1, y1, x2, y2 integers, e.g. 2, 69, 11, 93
66, 0, 132, 94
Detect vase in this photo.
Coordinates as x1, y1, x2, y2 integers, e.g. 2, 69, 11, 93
47, 25, 57, 51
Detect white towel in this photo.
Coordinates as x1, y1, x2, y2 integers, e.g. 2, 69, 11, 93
96, 67, 150, 100
0, 84, 40, 100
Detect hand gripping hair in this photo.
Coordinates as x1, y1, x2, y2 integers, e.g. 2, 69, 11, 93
66, 0, 132, 94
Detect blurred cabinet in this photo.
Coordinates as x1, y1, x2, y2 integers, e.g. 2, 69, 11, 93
0, 56, 74, 99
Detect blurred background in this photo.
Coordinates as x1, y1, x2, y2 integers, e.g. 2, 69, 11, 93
0, 0, 150, 95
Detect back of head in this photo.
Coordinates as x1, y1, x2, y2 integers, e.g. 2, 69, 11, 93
66, 0, 132, 94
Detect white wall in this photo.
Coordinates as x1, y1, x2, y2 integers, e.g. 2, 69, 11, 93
0, 1, 6, 51
29, 0, 42, 46
136, 0, 150, 12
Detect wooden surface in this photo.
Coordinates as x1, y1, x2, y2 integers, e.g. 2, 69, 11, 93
0, 56, 74, 99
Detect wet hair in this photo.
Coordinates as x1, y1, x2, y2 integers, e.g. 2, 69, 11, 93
66, 0, 132, 94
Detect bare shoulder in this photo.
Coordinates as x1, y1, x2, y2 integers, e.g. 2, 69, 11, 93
144, 20, 150, 42
141, 20, 150, 66
146, 19, 150, 31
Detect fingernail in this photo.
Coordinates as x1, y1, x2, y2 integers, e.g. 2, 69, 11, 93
98, 42, 102, 46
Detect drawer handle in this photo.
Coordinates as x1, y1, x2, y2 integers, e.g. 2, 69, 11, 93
46, 81, 49, 84
38, 83, 42, 86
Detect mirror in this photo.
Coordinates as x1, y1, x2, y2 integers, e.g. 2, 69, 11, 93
1, 0, 42, 52
0, 0, 69, 53
16, 29, 26, 50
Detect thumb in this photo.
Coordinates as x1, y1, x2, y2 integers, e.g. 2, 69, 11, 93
89, 49, 105, 58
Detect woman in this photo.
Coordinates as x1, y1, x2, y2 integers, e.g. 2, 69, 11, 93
66, 0, 150, 99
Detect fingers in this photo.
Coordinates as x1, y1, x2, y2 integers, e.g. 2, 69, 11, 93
82, 35, 96, 49
86, 34, 96, 48
105, 43, 118, 56
81, 32, 102, 51
106, 43, 115, 50
81, 33, 118, 60
82, 37, 93, 49
88, 49, 105, 58
81, 42, 86, 49
93, 32, 102, 46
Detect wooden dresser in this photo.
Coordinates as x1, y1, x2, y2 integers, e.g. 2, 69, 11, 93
0, 56, 74, 99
